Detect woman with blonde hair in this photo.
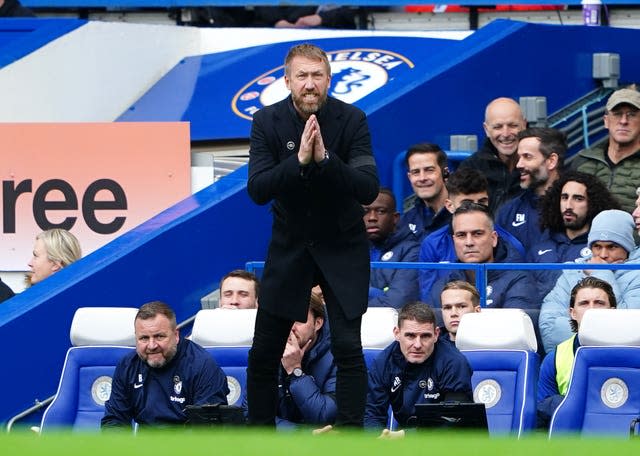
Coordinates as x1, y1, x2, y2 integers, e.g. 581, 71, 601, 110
27, 229, 81, 285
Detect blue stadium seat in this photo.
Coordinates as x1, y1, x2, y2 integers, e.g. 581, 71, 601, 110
40, 346, 135, 432
456, 309, 540, 437
40, 307, 138, 432
191, 308, 256, 407
549, 309, 640, 438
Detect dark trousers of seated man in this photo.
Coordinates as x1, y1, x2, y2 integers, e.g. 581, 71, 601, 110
247, 280, 366, 428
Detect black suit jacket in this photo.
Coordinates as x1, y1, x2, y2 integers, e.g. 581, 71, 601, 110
248, 95, 379, 321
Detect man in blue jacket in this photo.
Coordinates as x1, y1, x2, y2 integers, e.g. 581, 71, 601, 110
364, 302, 473, 431
102, 301, 229, 428
537, 277, 616, 428
529, 171, 620, 302
278, 293, 336, 427
399, 143, 451, 242
365, 188, 419, 308
428, 202, 536, 309
418, 167, 524, 301
496, 127, 565, 255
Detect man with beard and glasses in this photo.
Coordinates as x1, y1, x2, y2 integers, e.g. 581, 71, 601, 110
529, 171, 620, 302
246, 43, 378, 429
571, 86, 640, 213
496, 127, 565, 256
102, 301, 229, 428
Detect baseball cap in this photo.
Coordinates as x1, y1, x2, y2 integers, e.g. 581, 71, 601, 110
606, 87, 640, 111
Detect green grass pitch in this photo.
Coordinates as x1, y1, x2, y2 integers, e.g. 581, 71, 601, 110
3, 428, 639, 456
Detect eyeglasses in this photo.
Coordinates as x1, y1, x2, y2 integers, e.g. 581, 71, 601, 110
608, 109, 639, 121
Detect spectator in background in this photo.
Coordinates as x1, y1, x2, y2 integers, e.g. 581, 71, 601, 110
418, 167, 524, 301
529, 171, 620, 301
252, 6, 356, 29
102, 301, 229, 428
439, 281, 481, 344
364, 188, 419, 309
571, 86, 640, 213
27, 229, 81, 285
458, 97, 526, 214
428, 202, 535, 310
496, 127, 565, 255
219, 269, 259, 309
364, 302, 472, 432
537, 277, 616, 428
278, 293, 336, 427
0, 0, 35, 17
539, 209, 640, 353
400, 143, 450, 242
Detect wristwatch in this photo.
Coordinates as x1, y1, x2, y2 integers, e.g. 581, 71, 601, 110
291, 367, 304, 379
318, 150, 329, 165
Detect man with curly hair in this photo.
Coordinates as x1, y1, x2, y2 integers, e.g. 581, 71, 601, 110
529, 170, 620, 301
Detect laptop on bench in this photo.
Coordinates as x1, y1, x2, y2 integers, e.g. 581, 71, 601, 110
412, 402, 488, 433
183, 404, 246, 427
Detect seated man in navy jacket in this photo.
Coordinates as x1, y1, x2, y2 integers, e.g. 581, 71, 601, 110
102, 301, 229, 428
428, 202, 536, 310
364, 302, 473, 432
365, 188, 419, 308
278, 293, 337, 427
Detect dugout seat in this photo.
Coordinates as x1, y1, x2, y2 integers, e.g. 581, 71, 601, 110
191, 308, 257, 406
361, 307, 397, 370
40, 307, 138, 433
456, 309, 539, 437
549, 309, 640, 438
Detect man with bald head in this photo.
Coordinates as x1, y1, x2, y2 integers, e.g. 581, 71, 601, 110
458, 97, 527, 213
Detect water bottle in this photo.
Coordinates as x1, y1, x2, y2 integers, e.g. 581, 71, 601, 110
582, 0, 601, 26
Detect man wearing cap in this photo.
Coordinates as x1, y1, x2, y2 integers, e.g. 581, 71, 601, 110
571, 85, 640, 213
539, 209, 640, 353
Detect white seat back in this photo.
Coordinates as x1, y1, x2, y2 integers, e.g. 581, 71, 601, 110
191, 308, 257, 346
70, 307, 138, 346
456, 309, 537, 351
361, 307, 398, 349
579, 309, 640, 346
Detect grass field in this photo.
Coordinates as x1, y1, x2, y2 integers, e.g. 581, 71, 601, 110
3, 428, 639, 456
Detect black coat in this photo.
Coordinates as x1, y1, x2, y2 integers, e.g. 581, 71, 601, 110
248, 95, 379, 321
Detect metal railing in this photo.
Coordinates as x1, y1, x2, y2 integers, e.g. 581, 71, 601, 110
246, 260, 640, 308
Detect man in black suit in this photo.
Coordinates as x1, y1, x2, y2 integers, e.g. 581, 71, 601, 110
247, 43, 379, 428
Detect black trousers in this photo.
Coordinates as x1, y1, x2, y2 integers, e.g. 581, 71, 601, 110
246, 281, 367, 427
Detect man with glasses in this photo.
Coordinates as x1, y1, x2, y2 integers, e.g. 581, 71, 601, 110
571, 86, 640, 213
364, 188, 419, 309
